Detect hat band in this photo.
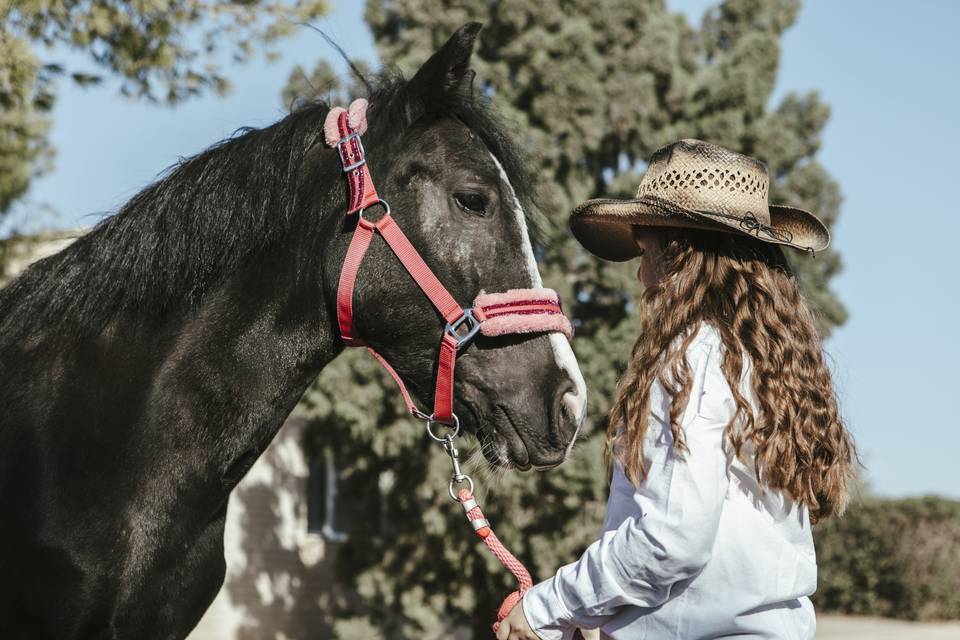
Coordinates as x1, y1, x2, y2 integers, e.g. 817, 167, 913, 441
700, 210, 817, 254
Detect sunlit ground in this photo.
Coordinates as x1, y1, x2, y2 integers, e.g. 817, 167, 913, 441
816, 615, 960, 639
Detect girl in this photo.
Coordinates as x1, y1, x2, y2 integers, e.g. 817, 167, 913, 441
497, 139, 857, 640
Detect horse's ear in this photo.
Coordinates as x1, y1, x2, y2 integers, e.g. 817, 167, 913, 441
408, 22, 482, 99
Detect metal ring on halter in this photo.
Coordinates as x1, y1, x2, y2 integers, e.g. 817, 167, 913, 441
425, 413, 460, 441
449, 474, 474, 501
358, 198, 390, 222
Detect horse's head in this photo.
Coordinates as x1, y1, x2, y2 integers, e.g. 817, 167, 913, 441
336, 23, 587, 469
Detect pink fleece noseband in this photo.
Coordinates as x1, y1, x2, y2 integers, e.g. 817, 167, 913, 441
474, 288, 573, 340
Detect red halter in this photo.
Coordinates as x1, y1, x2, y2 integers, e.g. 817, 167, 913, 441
327, 105, 573, 427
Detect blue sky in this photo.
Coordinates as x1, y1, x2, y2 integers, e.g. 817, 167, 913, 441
7, 2, 958, 498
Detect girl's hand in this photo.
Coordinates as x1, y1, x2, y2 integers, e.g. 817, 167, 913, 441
495, 599, 540, 640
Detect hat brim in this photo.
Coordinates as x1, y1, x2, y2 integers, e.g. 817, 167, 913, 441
569, 195, 831, 262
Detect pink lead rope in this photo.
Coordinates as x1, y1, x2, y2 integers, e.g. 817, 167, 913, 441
326, 99, 571, 635
459, 488, 534, 632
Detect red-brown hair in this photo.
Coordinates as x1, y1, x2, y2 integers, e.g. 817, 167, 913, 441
608, 228, 856, 522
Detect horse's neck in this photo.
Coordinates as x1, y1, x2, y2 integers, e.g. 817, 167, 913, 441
6, 217, 344, 511
142, 237, 343, 483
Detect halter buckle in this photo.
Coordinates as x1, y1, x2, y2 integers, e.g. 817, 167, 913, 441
337, 132, 367, 172
445, 309, 481, 350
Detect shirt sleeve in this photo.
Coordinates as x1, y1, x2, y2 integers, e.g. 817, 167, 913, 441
522, 340, 734, 639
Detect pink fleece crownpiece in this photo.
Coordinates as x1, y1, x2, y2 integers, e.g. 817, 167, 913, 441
323, 107, 346, 147
347, 98, 369, 133
324, 98, 369, 148
473, 288, 574, 340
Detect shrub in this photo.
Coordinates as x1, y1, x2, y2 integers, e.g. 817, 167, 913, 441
814, 496, 960, 620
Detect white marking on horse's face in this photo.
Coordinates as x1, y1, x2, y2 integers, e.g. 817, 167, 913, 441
489, 154, 588, 449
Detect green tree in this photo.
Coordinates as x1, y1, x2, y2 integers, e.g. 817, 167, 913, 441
289, 1, 848, 636
0, 0, 329, 218
0, 31, 52, 216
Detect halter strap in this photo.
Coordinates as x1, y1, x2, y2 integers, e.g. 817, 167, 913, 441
334, 107, 379, 214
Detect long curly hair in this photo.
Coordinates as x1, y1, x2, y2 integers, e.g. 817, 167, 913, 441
607, 227, 856, 523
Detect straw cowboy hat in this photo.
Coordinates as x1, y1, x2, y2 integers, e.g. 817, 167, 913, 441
569, 138, 830, 261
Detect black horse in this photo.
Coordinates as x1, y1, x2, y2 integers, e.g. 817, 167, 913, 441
0, 23, 586, 639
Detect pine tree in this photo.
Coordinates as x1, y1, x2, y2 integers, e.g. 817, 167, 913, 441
289, 1, 846, 637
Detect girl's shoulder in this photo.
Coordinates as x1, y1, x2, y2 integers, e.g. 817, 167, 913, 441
688, 321, 723, 356
675, 321, 724, 382
684, 322, 738, 419
652, 322, 730, 422
660, 321, 724, 386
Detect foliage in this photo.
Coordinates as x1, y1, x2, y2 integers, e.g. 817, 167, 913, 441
0, 0, 329, 219
5, 0, 330, 102
282, 58, 374, 111
813, 496, 960, 621
287, 0, 850, 636
0, 33, 53, 215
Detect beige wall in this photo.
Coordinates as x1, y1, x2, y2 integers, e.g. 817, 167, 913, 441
0, 230, 82, 286
190, 416, 339, 640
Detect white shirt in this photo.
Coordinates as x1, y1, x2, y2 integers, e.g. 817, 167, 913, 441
523, 323, 817, 640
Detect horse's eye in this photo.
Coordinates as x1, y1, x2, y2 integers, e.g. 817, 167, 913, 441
453, 192, 488, 217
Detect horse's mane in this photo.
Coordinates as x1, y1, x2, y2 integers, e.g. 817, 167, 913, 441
0, 71, 535, 342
